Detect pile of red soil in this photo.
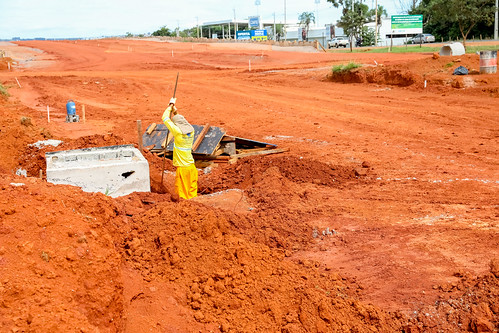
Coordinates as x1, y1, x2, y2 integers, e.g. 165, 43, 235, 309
200, 155, 369, 193
118, 200, 408, 332
0, 175, 124, 332
328, 54, 499, 96
0, 57, 14, 71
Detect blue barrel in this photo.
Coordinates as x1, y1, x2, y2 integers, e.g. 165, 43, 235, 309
66, 100, 76, 115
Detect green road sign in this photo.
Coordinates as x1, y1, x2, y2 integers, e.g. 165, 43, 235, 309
391, 15, 423, 34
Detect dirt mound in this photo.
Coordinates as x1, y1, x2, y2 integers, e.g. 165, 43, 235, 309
200, 155, 366, 194
0, 57, 14, 71
118, 200, 407, 332
328, 53, 499, 94
406, 268, 499, 332
0, 176, 124, 332
0, 99, 50, 174
329, 67, 419, 86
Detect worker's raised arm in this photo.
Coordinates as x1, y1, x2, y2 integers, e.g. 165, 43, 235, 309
162, 105, 182, 136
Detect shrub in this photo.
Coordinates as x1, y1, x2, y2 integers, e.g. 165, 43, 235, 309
332, 62, 362, 74
0, 83, 9, 97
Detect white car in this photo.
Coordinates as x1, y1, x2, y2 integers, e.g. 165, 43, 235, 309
328, 37, 349, 48
411, 33, 435, 44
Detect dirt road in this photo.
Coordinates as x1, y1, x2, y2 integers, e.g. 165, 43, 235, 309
0, 39, 497, 332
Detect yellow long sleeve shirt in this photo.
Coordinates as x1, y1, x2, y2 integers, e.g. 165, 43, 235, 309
162, 107, 195, 167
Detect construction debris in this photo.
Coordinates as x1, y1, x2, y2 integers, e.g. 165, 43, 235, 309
142, 123, 287, 165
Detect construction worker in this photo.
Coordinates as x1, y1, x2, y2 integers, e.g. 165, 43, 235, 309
162, 98, 198, 199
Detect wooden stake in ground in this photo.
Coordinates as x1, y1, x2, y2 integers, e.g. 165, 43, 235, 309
15, 77, 21, 88
47, 106, 50, 123
137, 120, 143, 151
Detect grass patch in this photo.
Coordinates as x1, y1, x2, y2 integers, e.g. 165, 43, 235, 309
464, 44, 499, 54
332, 62, 362, 73
445, 62, 455, 68
327, 43, 499, 54
0, 83, 9, 97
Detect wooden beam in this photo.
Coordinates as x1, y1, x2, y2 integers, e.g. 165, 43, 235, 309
146, 123, 157, 135
137, 120, 143, 151
162, 132, 173, 149
232, 147, 289, 159
234, 147, 268, 155
192, 124, 210, 152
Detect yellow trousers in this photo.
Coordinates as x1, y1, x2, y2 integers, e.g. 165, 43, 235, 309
175, 164, 198, 199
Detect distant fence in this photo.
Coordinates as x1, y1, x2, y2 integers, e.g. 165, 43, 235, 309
145, 36, 325, 51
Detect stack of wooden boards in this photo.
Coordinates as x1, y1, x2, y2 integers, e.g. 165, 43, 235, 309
142, 123, 288, 165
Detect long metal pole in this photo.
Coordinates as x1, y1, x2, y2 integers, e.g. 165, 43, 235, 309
374, 0, 378, 46
284, 0, 287, 41
495, 0, 498, 40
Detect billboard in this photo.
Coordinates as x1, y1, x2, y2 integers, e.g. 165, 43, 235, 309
249, 16, 260, 28
251, 29, 267, 41
236, 30, 267, 41
236, 31, 251, 40
391, 15, 423, 34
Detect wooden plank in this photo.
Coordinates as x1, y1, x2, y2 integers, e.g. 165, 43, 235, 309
192, 124, 210, 152
232, 147, 289, 159
137, 120, 143, 151
142, 123, 225, 156
234, 147, 268, 155
162, 132, 174, 148
142, 123, 169, 151
221, 135, 236, 142
146, 123, 157, 135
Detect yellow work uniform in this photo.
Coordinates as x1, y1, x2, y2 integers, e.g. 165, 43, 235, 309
162, 106, 198, 199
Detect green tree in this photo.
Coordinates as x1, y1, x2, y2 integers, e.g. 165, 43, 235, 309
410, 0, 496, 46
328, 0, 371, 51
298, 12, 315, 41
152, 26, 173, 37
360, 26, 376, 46
432, 0, 495, 47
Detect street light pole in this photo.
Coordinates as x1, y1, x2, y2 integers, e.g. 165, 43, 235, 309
234, 8, 238, 36
495, 0, 498, 40
274, 12, 276, 40
284, 0, 287, 41
374, 0, 378, 46
196, 17, 199, 38
315, 0, 320, 27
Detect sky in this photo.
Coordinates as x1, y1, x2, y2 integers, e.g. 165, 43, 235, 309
0, 0, 404, 39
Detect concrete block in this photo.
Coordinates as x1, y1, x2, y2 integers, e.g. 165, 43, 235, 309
46, 145, 150, 197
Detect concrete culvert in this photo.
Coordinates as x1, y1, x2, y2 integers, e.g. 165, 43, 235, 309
439, 43, 465, 56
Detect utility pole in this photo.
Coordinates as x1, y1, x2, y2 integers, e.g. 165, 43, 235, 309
284, 0, 287, 40
495, 0, 498, 40
315, 0, 320, 27
374, 0, 378, 46
234, 8, 238, 37
196, 17, 199, 38
273, 12, 276, 40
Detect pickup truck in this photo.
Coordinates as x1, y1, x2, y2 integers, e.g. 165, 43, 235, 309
328, 37, 349, 48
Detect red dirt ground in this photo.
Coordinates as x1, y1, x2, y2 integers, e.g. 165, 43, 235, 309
0, 39, 497, 332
